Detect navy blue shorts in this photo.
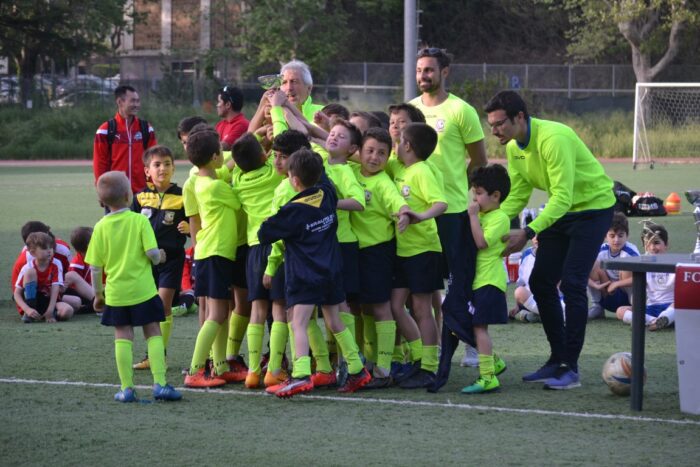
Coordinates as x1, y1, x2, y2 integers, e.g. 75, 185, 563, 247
340, 242, 359, 301
286, 276, 345, 308
600, 288, 631, 311
393, 251, 443, 293
153, 249, 185, 290
100, 294, 165, 327
232, 244, 249, 289
247, 244, 285, 301
469, 285, 508, 325
358, 240, 395, 304
646, 302, 672, 318
194, 256, 234, 299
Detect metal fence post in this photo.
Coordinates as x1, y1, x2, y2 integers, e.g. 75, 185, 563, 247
568, 64, 572, 99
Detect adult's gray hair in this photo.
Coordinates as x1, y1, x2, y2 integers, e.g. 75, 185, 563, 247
280, 60, 313, 86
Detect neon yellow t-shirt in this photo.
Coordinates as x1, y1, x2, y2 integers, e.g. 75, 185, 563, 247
264, 178, 297, 276
269, 96, 324, 135
410, 93, 484, 214
231, 159, 285, 246
392, 160, 445, 256
193, 175, 240, 261
500, 117, 616, 234
325, 162, 365, 243
351, 165, 407, 249
473, 208, 510, 292
85, 210, 158, 306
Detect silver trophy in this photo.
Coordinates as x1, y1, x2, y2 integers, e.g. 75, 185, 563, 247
686, 190, 700, 259
257, 74, 282, 90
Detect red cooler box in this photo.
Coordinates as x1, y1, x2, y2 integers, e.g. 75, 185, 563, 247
674, 263, 700, 415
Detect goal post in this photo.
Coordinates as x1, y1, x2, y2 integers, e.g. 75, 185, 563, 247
633, 82, 700, 169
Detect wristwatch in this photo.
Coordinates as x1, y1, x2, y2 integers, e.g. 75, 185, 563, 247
524, 226, 537, 240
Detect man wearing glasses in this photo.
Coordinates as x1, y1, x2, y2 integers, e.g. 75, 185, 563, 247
486, 90, 614, 390
410, 48, 488, 391
216, 85, 249, 151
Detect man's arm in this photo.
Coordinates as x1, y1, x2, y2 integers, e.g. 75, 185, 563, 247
466, 139, 488, 177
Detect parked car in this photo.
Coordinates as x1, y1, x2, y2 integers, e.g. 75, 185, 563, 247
49, 89, 113, 108
55, 75, 117, 97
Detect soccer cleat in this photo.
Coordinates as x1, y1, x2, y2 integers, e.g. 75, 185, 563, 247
244, 371, 261, 389
494, 355, 507, 376
114, 387, 138, 402
215, 368, 247, 384
362, 375, 393, 390
543, 367, 581, 390
460, 345, 479, 367
336, 359, 349, 388
260, 353, 270, 374
522, 362, 561, 383
310, 371, 337, 388
171, 304, 188, 317
153, 383, 183, 401
337, 367, 371, 393
461, 375, 500, 394
648, 316, 670, 331
514, 310, 529, 322
526, 311, 541, 323
184, 368, 226, 388
132, 356, 150, 370
21, 314, 33, 323
264, 369, 289, 388
275, 377, 314, 398
399, 369, 436, 389
227, 355, 248, 373
187, 302, 199, 315
393, 361, 421, 384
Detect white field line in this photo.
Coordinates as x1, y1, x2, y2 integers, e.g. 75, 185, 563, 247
2, 377, 700, 427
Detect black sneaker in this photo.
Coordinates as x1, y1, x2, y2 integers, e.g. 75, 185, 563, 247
393, 360, 421, 384
399, 369, 435, 389
362, 375, 393, 390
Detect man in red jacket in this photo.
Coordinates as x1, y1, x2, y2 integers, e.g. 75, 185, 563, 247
93, 85, 157, 194
215, 85, 249, 151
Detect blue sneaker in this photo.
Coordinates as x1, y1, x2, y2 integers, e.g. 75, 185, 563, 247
153, 383, 183, 401
114, 387, 138, 402
522, 362, 561, 383
543, 367, 581, 390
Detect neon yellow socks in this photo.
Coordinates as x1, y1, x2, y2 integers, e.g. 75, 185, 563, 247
227, 313, 249, 358
189, 320, 219, 374
213, 322, 229, 375
479, 353, 495, 378
292, 355, 311, 379
267, 321, 288, 374
362, 313, 377, 363
246, 323, 264, 374
160, 314, 173, 349
407, 338, 422, 363
339, 311, 356, 341
334, 328, 363, 375
375, 320, 396, 372
115, 339, 134, 390
147, 335, 167, 386
421, 345, 439, 373
308, 319, 332, 373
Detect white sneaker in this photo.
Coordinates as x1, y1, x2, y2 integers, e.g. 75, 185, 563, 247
515, 310, 529, 322
525, 311, 541, 323
587, 303, 604, 320
460, 345, 479, 367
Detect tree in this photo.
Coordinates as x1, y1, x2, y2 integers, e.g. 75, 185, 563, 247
539, 0, 699, 82
0, 0, 132, 104
238, 0, 349, 79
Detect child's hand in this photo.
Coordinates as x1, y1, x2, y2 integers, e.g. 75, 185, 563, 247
45, 311, 57, 323
159, 249, 167, 264
269, 90, 286, 107
262, 274, 273, 289
403, 210, 424, 224
467, 201, 480, 216
607, 281, 620, 294
591, 280, 611, 291
177, 220, 190, 234
24, 307, 41, 320
396, 212, 410, 233
94, 294, 105, 312
313, 111, 331, 131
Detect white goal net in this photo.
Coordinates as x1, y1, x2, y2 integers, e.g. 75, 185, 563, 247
633, 82, 700, 169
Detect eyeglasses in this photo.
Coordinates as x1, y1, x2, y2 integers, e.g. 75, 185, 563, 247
417, 47, 445, 58
488, 117, 511, 129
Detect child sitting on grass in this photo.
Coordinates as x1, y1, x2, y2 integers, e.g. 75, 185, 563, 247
86, 170, 181, 403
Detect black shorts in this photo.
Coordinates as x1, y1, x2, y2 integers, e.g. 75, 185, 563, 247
286, 276, 345, 308
232, 244, 249, 289
358, 240, 395, 304
26, 292, 55, 319
194, 256, 234, 299
153, 249, 185, 290
247, 244, 285, 301
469, 285, 508, 325
100, 294, 165, 327
393, 251, 443, 293
340, 242, 359, 301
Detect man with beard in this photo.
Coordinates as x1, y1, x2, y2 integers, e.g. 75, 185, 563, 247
215, 85, 249, 151
409, 48, 488, 392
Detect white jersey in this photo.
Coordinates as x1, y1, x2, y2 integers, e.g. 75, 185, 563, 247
598, 241, 639, 281
516, 247, 536, 288
647, 270, 675, 305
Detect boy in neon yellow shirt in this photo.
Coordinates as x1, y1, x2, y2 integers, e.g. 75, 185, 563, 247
462, 164, 511, 394
389, 123, 447, 389
87, 171, 181, 402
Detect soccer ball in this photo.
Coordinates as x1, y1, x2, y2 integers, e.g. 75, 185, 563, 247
601, 352, 647, 396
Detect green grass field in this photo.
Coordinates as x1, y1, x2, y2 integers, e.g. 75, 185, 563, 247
1, 162, 700, 466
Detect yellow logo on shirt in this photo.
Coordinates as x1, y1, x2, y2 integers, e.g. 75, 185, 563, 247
293, 189, 324, 208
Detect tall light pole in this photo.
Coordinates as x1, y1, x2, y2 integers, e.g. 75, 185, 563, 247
403, 0, 417, 101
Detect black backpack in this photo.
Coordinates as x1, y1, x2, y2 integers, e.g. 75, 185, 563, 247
612, 180, 636, 216
632, 195, 667, 217
106, 118, 151, 152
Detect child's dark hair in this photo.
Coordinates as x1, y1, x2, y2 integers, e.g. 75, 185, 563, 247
350, 111, 382, 132
362, 127, 392, 152
609, 212, 630, 236
186, 124, 220, 168
641, 222, 668, 246
70, 226, 93, 255
288, 149, 323, 188
21, 221, 51, 243
25, 231, 54, 251
177, 116, 207, 140
469, 164, 511, 203
143, 144, 174, 166
330, 118, 363, 148
388, 103, 426, 123
321, 103, 350, 120
402, 123, 438, 160
232, 133, 266, 173
370, 111, 390, 129
484, 90, 530, 120
272, 130, 311, 156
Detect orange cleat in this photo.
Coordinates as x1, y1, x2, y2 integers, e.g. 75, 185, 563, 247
337, 367, 371, 393
275, 377, 314, 398
264, 369, 289, 388
310, 371, 337, 388
184, 368, 226, 388
244, 371, 261, 389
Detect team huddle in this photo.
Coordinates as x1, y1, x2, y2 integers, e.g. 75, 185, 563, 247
13, 49, 675, 403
